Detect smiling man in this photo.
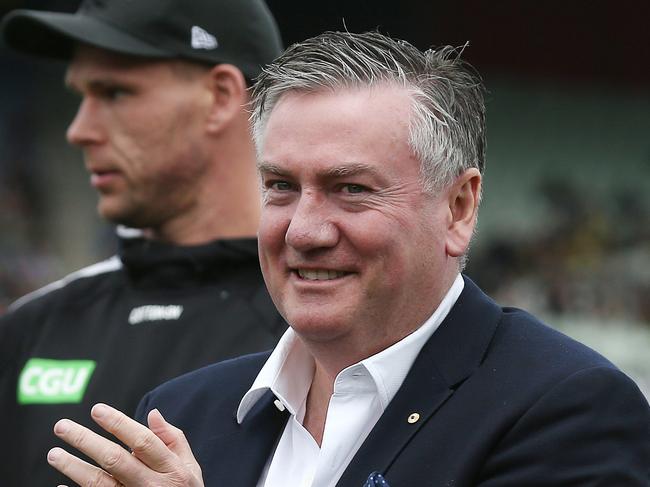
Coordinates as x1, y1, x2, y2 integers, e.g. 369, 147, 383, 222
254, 84, 469, 389
46, 32, 648, 487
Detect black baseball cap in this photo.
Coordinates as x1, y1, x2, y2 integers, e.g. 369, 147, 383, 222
1, 0, 283, 80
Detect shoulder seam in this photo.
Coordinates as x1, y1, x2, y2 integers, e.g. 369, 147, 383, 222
8, 255, 123, 312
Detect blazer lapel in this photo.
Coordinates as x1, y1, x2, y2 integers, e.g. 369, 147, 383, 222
199, 390, 289, 487
337, 277, 502, 486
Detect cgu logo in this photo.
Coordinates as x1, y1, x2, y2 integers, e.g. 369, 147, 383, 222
18, 358, 96, 405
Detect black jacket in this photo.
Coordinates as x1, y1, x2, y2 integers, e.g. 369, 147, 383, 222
0, 235, 286, 486
136, 277, 650, 486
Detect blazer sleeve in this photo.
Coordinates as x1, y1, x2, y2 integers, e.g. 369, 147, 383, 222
134, 391, 153, 425
477, 366, 650, 486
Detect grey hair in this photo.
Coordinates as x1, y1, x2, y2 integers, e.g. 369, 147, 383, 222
250, 31, 486, 193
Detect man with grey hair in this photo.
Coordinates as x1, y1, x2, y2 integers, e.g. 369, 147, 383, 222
47, 31, 649, 487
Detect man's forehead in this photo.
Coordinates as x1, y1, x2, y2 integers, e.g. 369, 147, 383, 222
261, 85, 412, 138
65, 44, 187, 85
257, 85, 417, 180
70, 43, 156, 67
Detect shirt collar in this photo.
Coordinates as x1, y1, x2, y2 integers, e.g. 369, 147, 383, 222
237, 330, 315, 422
236, 274, 464, 423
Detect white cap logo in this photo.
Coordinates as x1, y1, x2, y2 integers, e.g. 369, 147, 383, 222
191, 25, 218, 50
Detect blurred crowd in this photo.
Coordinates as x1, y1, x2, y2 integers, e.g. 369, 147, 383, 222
468, 177, 650, 326
0, 84, 64, 312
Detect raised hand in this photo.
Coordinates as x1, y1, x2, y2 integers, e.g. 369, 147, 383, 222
47, 403, 203, 487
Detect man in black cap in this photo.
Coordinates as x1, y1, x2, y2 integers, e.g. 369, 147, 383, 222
0, 0, 285, 484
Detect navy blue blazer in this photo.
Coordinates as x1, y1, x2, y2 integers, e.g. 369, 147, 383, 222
136, 277, 650, 486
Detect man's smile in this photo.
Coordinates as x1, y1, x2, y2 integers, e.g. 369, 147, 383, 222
296, 268, 350, 281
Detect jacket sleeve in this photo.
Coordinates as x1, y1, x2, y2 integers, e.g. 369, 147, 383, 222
134, 391, 153, 425
477, 366, 650, 486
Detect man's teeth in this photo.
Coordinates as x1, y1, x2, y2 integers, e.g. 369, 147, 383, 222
298, 269, 346, 281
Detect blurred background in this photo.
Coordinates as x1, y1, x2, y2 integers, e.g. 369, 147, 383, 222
1, 0, 649, 397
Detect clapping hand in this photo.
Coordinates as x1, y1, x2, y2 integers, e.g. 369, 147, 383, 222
47, 403, 203, 487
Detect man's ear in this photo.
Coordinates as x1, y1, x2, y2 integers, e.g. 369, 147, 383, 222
203, 64, 248, 134
445, 168, 482, 257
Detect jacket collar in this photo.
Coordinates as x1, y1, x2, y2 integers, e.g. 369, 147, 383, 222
117, 233, 260, 287
337, 275, 502, 485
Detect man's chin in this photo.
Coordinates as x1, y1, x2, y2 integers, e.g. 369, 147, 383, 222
286, 310, 355, 343
97, 204, 142, 229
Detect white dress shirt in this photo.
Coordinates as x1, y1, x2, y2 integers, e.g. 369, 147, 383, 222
237, 274, 464, 487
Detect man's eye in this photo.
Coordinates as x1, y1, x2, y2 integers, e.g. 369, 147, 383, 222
100, 87, 129, 101
342, 184, 366, 194
270, 181, 293, 191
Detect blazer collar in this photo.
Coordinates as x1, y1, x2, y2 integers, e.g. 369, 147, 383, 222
199, 389, 289, 487
337, 276, 503, 486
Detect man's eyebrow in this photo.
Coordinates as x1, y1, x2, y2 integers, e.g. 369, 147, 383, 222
64, 76, 132, 93
257, 162, 289, 176
257, 162, 382, 179
325, 163, 378, 178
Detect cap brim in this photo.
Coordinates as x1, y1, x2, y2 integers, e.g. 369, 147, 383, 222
1, 9, 170, 60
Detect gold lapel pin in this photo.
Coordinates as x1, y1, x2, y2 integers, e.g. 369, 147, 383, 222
407, 412, 420, 424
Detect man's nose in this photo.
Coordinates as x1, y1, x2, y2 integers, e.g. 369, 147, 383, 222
285, 192, 340, 252
66, 98, 104, 147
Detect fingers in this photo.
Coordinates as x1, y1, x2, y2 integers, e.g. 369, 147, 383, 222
89, 403, 179, 474
52, 417, 147, 483
50, 404, 204, 487
47, 446, 122, 487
